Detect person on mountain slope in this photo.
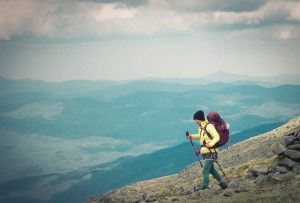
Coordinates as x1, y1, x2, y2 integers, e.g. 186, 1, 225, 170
187, 110, 228, 191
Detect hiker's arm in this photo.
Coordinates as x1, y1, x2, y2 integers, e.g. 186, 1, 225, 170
206, 124, 220, 148
191, 128, 202, 139
189, 133, 200, 140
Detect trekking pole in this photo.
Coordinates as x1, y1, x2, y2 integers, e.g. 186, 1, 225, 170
216, 160, 230, 182
186, 131, 203, 168
207, 147, 230, 182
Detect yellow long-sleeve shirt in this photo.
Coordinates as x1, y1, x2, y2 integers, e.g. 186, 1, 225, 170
190, 120, 220, 154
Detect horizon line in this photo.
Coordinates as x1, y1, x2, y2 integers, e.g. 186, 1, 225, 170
1, 71, 300, 83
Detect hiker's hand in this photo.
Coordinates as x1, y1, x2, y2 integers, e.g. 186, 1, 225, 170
186, 135, 192, 140
206, 143, 212, 148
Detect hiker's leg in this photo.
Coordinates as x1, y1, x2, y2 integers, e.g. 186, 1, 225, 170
210, 162, 222, 183
201, 160, 213, 189
210, 162, 228, 189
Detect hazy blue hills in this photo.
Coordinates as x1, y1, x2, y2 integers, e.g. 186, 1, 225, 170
221, 84, 300, 103
0, 76, 124, 96
1, 80, 299, 143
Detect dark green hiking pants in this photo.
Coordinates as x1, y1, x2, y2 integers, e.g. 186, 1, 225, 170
201, 159, 222, 189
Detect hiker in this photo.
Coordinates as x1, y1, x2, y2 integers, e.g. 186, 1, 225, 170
187, 110, 228, 191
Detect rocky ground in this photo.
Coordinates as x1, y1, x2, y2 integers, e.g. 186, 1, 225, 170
86, 117, 300, 203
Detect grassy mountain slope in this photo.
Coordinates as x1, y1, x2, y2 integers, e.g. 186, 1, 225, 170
87, 117, 300, 203
78, 122, 284, 197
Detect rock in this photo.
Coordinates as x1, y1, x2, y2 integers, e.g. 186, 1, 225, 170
292, 165, 300, 174
271, 172, 282, 181
228, 180, 239, 188
294, 128, 300, 137
272, 142, 288, 155
278, 157, 299, 168
255, 172, 284, 185
264, 174, 274, 183
248, 167, 271, 178
284, 150, 300, 161
288, 128, 300, 137
248, 169, 260, 178
280, 136, 298, 146
295, 181, 300, 189
254, 175, 265, 185
277, 152, 285, 159
279, 137, 286, 145
223, 188, 235, 197
143, 193, 148, 200
285, 131, 294, 136
272, 142, 279, 154
234, 183, 248, 193
227, 180, 251, 193
171, 197, 180, 201
146, 198, 157, 202
281, 171, 295, 181
275, 165, 290, 174
142, 193, 157, 203
133, 199, 143, 203
289, 144, 300, 150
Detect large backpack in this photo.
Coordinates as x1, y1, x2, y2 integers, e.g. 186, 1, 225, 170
204, 112, 230, 148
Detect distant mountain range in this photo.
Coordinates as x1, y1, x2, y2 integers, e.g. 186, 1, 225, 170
1, 76, 299, 143
145, 71, 300, 86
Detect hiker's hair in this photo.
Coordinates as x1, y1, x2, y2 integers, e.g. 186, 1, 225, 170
193, 110, 205, 121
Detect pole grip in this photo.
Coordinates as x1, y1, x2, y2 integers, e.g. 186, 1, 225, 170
186, 131, 193, 142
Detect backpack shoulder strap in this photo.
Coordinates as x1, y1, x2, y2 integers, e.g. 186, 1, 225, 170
204, 123, 213, 140
203, 123, 217, 151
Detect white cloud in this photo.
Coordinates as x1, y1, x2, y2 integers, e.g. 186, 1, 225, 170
9, 173, 92, 201
0, 0, 299, 40
243, 101, 300, 118
0, 0, 58, 39
226, 23, 300, 41
1, 101, 64, 119
289, 3, 300, 20
0, 131, 169, 183
148, 0, 267, 12
190, 1, 300, 27
87, 3, 137, 22
277, 26, 300, 39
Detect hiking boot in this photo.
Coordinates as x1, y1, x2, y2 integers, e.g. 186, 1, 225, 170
219, 181, 228, 190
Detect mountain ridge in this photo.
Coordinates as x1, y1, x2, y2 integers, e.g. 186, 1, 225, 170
1, 70, 300, 85
144, 71, 300, 86
87, 116, 300, 203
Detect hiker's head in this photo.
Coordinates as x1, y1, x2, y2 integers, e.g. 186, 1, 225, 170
193, 110, 205, 124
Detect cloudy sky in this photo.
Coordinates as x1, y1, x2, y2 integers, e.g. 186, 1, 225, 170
0, 0, 299, 81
